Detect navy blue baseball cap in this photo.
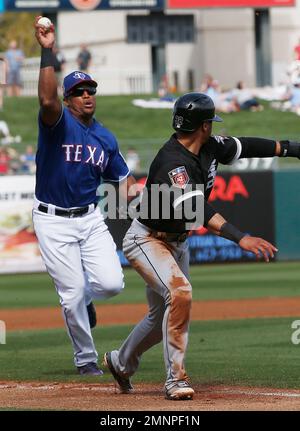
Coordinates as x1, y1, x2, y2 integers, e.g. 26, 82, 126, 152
63, 71, 98, 97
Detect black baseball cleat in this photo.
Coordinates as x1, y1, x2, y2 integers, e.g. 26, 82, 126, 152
103, 352, 133, 394
77, 362, 104, 376
87, 302, 97, 329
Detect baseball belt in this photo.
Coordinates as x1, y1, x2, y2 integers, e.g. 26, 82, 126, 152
150, 231, 188, 243
38, 203, 97, 218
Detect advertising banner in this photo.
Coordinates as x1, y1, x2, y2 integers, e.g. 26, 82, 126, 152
0, 175, 45, 274
0, 170, 275, 273
188, 171, 275, 264
168, 0, 295, 8
5, 0, 164, 11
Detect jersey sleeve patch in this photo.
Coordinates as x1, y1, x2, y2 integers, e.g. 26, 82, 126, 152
213, 135, 241, 165
168, 166, 189, 189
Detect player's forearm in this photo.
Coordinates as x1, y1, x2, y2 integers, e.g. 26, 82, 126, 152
38, 48, 58, 106
239, 137, 300, 159
206, 213, 246, 244
119, 175, 137, 202
239, 137, 277, 158
38, 48, 61, 125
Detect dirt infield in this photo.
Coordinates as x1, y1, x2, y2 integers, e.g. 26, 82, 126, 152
1, 296, 300, 410
2, 296, 300, 331
1, 381, 300, 411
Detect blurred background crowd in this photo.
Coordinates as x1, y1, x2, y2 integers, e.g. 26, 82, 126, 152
2, 5, 300, 176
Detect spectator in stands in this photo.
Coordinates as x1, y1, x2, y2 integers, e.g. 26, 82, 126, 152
52, 45, 66, 91
157, 74, 176, 102
231, 81, 264, 112
19, 145, 36, 174
281, 79, 300, 115
4, 40, 24, 97
125, 147, 141, 174
294, 38, 300, 61
0, 147, 10, 175
0, 119, 22, 145
199, 73, 214, 93
203, 78, 239, 114
7, 147, 21, 174
0, 56, 5, 110
76, 44, 92, 73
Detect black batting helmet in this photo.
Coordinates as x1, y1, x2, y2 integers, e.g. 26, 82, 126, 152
172, 92, 223, 132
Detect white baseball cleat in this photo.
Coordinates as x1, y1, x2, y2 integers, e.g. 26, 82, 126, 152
165, 380, 195, 400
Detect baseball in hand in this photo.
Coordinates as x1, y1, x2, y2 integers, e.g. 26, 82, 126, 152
37, 17, 52, 29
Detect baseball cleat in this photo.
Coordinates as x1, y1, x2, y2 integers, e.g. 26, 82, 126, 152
165, 380, 194, 401
87, 302, 97, 329
77, 362, 104, 376
103, 352, 133, 394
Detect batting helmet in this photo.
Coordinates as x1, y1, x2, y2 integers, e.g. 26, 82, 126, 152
172, 92, 223, 132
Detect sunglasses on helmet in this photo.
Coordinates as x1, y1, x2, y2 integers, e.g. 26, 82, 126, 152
69, 87, 97, 97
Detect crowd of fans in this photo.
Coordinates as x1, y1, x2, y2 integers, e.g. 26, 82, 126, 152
199, 74, 264, 114
3, 36, 300, 178
0, 144, 35, 176
1, 40, 92, 98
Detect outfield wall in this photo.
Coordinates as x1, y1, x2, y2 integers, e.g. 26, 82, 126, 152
0, 170, 299, 273
274, 170, 300, 261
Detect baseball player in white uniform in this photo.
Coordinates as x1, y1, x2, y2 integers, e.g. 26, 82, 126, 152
33, 17, 135, 375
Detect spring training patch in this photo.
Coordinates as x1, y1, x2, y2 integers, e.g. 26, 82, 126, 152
168, 166, 189, 189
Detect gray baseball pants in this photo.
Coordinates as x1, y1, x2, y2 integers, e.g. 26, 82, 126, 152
110, 218, 192, 388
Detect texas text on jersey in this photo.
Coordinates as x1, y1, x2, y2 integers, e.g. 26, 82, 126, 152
35, 107, 129, 208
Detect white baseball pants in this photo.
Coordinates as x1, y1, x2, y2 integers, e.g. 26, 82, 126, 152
111, 219, 191, 389
32, 203, 124, 367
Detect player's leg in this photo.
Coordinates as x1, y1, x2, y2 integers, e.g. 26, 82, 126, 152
110, 219, 192, 384
32, 210, 98, 368
111, 285, 165, 378
79, 207, 124, 301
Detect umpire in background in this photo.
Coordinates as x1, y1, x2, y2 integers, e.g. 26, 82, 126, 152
103, 92, 300, 400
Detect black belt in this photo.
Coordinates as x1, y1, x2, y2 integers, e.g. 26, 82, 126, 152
38, 203, 96, 218
151, 231, 188, 243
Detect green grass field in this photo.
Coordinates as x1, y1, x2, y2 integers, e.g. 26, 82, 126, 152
1, 262, 300, 388
0, 262, 300, 308
0, 318, 299, 389
2, 95, 300, 170
1, 93, 300, 390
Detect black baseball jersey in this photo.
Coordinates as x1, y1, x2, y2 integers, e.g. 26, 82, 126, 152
137, 133, 242, 233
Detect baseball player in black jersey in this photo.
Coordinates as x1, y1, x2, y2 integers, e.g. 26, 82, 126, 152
103, 92, 300, 400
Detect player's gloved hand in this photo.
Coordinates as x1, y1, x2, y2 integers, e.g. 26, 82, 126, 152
280, 140, 300, 159
238, 236, 278, 262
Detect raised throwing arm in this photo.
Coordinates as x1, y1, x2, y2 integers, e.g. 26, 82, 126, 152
34, 16, 62, 126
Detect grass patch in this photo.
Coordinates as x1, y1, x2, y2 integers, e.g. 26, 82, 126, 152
0, 317, 299, 389
2, 95, 300, 170
0, 261, 300, 309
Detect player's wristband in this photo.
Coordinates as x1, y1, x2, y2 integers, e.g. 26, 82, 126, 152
220, 222, 247, 244
40, 47, 54, 69
279, 140, 300, 159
